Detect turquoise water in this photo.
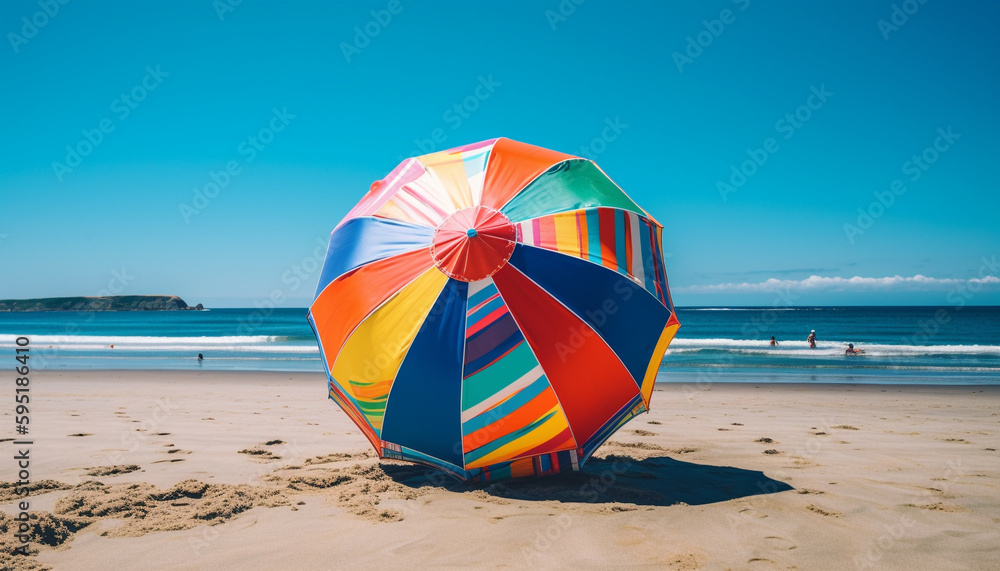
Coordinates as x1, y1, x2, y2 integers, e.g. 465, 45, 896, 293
664, 306, 1000, 385
0, 306, 997, 384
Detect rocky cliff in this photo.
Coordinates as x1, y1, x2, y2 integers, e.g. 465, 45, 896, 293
0, 296, 204, 312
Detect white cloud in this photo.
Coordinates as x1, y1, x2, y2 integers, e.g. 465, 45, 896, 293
678, 274, 1000, 294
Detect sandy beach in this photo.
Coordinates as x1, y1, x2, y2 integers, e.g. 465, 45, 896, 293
2, 371, 998, 570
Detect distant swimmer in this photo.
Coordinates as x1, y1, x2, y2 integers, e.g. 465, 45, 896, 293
845, 343, 864, 355
770, 336, 779, 346
807, 330, 817, 349
198, 353, 204, 363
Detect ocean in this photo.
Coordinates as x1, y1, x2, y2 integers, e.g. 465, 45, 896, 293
0, 306, 997, 384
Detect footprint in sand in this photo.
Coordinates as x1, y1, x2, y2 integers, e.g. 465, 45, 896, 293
670, 447, 698, 454
68, 433, 93, 437
304, 451, 373, 465
239, 447, 282, 461
903, 502, 967, 512
85, 465, 141, 476
606, 440, 667, 451
666, 553, 707, 570
806, 504, 843, 517
762, 536, 797, 550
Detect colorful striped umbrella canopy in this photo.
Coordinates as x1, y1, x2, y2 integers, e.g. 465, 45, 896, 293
308, 138, 679, 482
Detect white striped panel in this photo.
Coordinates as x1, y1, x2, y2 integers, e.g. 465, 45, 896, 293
461, 364, 544, 423
403, 174, 449, 213
463, 147, 490, 206
389, 193, 439, 226
397, 185, 447, 225
467, 277, 493, 298
519, 221, 535, 246
627, 212, 644, 286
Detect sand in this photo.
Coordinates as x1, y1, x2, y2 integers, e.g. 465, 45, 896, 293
1, 370, 998, 570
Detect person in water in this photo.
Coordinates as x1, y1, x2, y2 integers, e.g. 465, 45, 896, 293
807, 330, 817, 348
770, 336, 778, 346
197, 353, 204, 363
845, 343, 864, 355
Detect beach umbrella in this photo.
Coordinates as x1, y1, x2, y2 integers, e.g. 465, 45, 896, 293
308, 138, 679, 481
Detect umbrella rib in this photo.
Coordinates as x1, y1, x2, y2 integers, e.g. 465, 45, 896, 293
504, 206, 669, 307
335, 159, 423, 231
499, 261, 641, 391
579, 393, 648, 465
458, 279, 470, 473
378, 274, 460, 461
490, 271, 581, 454
313, 235, 435, 301
491, 157, 575, 213
512, 241, 671, 312
321, 265, 437, 397
511, 205, 659, 229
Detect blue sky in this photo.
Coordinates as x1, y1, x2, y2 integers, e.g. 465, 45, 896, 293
1, 0, 998, 307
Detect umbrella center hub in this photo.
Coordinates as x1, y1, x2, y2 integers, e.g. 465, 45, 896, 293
431, 206, 517, 282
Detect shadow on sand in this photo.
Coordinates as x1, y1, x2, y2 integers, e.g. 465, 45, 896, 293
382, 454, 793, 507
